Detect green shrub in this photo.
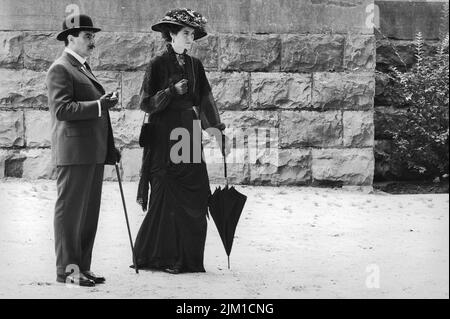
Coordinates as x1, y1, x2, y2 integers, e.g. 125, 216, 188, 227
386, 32, 449, 179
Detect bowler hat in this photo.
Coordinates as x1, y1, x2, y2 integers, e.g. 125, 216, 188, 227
56, 14, 101, 41
152, 8, 207, 40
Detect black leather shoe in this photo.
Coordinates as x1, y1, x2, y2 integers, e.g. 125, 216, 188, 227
56, 273, 95, 287
82, 271, 105, 284
163, 267, 181, 274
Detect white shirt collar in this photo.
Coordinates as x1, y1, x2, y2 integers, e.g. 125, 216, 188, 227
64, 47, 87, 66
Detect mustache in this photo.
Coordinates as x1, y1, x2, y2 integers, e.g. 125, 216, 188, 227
88, 44, 95, 49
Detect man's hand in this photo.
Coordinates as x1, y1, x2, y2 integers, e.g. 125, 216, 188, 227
114, 148, 121, 163
174, 79, 188, 95
111, 90, 119, 100
100, 92, 119, 110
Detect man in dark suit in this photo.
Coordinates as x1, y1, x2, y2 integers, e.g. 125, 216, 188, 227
46, 14, 120, 287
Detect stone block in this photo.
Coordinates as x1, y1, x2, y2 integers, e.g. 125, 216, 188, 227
207, 72, 249, 110
249, 148, 312, 185
0, 149, 12, 178
219, 34, 281, 72
109, 110, 142, 147
121, 148, 143, 181
205, 146, 249, 184
215, 111, 280, 151
103, 164, 118, 181
280, 111, 342, 148
191, 34, 219, 71
24, 110, 51, 147
0, 31, 23, 68
281, 34, 344, 72
90, 32, 157, 71
0, 110, 24, 147
344, 34, 376, 71
312, 148, 374, 185
21, 148, 56, 179
251, 72, 311, 110
22, 31, 62, 71
343, 111, 374, 147
0, 69, 48, 109
312, 72, 374, 110
121, 71, 145, 110
376, 0, 447, 40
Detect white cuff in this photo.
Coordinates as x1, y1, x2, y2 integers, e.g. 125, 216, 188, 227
97, 100, 101, 117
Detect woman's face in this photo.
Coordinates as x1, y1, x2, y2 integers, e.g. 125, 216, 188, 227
170, 26, 195, 53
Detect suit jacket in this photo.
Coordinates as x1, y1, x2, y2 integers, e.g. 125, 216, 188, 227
46, 52, 116, 166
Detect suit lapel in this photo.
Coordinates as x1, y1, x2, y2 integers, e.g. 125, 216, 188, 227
63, 52, 105, 94
79, 65, 101, 86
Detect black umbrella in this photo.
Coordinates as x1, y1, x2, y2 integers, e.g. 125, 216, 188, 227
208, 134, 247, 269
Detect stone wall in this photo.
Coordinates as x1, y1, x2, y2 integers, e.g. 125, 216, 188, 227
0, 0, 375, 185
374, 0, 449, 181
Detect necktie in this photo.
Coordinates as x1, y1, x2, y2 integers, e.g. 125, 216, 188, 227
84, 62, 92, 72
83, 62, 97, 79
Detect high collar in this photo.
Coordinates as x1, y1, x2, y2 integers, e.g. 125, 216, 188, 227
166, 43, 187, 56
64, 47, 87, 65
165, 43, 189, 73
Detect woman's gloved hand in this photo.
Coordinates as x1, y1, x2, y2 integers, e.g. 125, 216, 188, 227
220, 133, 231, 157
174, 79, 188, 95
214, 123, 226, 131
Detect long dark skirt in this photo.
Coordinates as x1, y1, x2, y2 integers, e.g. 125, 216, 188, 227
134, 108, 210, 272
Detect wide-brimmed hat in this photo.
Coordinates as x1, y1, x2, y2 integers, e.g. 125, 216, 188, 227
151, 8, 208, 40
56, 14, 101, 41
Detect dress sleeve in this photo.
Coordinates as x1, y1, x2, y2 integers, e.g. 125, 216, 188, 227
139, 59, 175, 114
197, 61, 225, 131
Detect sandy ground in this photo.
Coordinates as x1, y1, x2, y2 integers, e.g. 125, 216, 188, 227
0, 179, 448, 299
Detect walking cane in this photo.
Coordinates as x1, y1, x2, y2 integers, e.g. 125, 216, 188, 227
115, 163, 139, 274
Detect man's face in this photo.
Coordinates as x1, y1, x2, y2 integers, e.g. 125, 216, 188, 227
68, 31, 96, 58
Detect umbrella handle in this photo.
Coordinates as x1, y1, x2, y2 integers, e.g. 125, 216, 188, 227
222, 133, 228, 186
115, 163, 139, 274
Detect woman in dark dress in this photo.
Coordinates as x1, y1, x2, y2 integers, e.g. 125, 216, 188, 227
134, 8, 225, 274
